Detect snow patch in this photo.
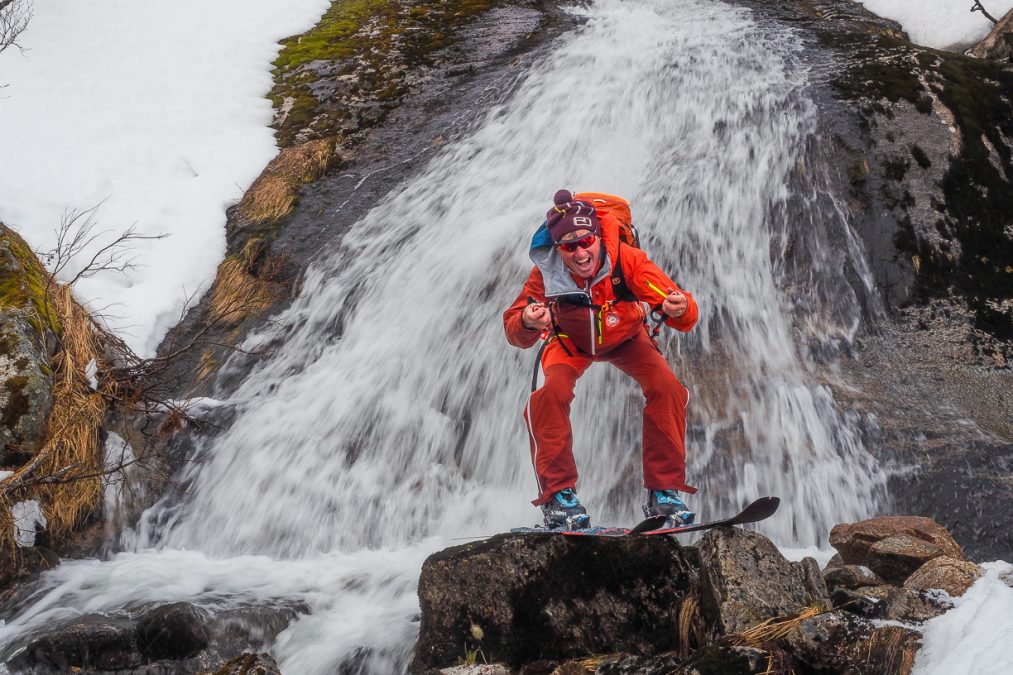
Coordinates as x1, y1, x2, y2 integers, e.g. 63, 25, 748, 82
856, 0, 1013, 50
11, 500, 47, 547
913, 560, 1013, 675
0, 0, 330, 356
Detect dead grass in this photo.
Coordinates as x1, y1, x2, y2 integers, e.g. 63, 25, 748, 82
731, 604, 829, 648
208, 238, 286, 326
237, 137, 337, 225
678, 593, 706, 658
0, 283, 106, 562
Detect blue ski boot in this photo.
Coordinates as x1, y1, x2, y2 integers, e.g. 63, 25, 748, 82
541, 488, 591, 530
643, 489, 695, 525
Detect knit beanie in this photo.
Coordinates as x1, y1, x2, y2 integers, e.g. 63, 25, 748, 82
546, 189, 600, 243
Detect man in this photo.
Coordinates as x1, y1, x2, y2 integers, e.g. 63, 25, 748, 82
503, 189, 699, 529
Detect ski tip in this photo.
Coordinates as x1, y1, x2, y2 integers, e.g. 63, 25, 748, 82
743, 496, 780, 521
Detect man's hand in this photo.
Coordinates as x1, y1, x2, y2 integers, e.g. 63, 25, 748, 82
662, 289, 688, 318
522, 302, 551, 331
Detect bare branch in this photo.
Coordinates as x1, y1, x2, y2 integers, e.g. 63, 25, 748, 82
0, 0, 31, 57
971, 1, 1000, 24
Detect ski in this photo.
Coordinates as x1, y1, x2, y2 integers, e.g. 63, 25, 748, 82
509, 497, 779, 538
640, 496, 780, 536
510, 514, 668, 537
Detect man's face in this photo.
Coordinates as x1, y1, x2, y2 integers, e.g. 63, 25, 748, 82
557, 229, 601, 279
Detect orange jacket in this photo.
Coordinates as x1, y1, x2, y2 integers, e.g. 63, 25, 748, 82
503, 212, 698, 356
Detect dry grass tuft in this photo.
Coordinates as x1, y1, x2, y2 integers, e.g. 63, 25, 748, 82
0, 283, 106, 562
731, 604, 828, 648
237, 137, 337, 224
209, 238, 285, 326
678, 593, 706, 658
864, 625, 919, 675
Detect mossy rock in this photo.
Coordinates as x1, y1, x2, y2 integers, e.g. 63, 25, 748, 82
0, 224, 57, 465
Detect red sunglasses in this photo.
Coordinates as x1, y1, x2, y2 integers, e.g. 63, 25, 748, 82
556, 234, 597, 252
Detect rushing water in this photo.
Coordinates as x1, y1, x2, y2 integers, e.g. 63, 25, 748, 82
0, 0, 888, 672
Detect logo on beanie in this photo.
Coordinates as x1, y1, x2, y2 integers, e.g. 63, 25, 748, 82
573, 216, 593, 228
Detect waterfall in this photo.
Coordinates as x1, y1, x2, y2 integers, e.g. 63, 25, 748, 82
0, 1, 887, 672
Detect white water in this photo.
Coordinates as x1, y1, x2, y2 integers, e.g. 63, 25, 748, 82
0, 1, 888, 672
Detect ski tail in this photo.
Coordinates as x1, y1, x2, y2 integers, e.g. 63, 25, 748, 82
645, 496, 780, 536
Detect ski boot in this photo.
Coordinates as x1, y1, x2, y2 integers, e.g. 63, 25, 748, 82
541, 488, 591, 530
643, 489, 695, 526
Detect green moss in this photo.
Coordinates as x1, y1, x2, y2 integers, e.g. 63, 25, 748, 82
0, 225, 60, 335
268, 0, 500, 146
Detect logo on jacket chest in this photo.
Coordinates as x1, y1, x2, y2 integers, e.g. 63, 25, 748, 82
605, 312, 620, 328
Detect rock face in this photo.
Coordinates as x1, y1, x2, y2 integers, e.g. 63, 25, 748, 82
824, 564, 885, 591
697, 527, 828, 635
0, 224, 57, 467
9, 618, 142, 672
967, 9, 1013, 62
785, 612, 921, 675
831, 585, 947, 623
829, 516, 966, 583
904, 555, 981, 597
410, 533, 697, 671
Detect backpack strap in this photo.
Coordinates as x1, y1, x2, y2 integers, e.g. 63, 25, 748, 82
610, 243, 638, 303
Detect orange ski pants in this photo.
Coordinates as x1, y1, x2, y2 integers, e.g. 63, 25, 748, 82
524, 329, 695, 505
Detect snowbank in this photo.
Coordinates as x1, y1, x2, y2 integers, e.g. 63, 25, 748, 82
0, 0, 328, 356
914, 561, 1013, 675
856, 0, 1013, 50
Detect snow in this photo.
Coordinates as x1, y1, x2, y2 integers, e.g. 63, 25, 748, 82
856, 0, 1013, 50
0, 0, 329, 356
10, 500, 46, 547
914, 561, 1013, 675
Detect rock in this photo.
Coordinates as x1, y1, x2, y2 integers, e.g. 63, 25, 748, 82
829, 516, 966, 570
823, 553, 845, 571
213, 652, 283, 675
439, 665, 513, 675
866, 534, 946, 584
824, 564, 885, 592
831, 585, 947, 623
9, 617, 142, 671
785, 611, 921, 674
592, 646, 768, 675
136, 601, 210, 660
904, 556, 981, 597
410, 533, 696, 671
0, 224, 57, 467
697, 526, 829, 635
966, 9, 1013, 62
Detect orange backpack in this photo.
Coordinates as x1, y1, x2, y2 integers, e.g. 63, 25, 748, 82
574, 192, 640, 248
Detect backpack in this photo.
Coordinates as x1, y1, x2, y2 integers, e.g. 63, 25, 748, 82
574, 192, 639, 303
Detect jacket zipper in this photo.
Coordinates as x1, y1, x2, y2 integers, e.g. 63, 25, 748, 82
587, 280, 596, 356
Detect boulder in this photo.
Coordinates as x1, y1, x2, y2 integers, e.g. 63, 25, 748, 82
136, 601, 210, 660
9, 618, 141, 671
823, 564, 885, 592
213, 652, 283, 675
785, 611, 921, 674
831, 585, 947, 623
410, 533, 697, 671
0, 224, 57, 467
829, 516, 966, 571
696, 526, 828, 635
904, 556, 981, 597
866, 534, 946, 584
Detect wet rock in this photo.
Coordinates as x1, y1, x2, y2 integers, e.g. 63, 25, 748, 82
866, 533, 946, 584
410, 533, 696, 671
213, 652, 283, 675
831, 585, 947, 622
137, 601, 211, 660
823, 553, 845, 571
824, 564, 885, 592
967, 9, 1013, 62
697, 526, 828, 635
785, 611, 921, 674
829, 516, 966, 568
10, 617, 141, 671
0, 224, 57, 467
904, 555, 981, 597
